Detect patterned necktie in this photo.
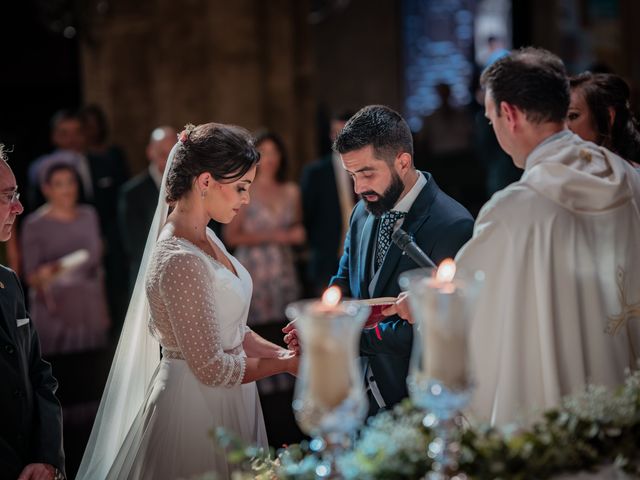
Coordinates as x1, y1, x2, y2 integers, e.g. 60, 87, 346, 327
375, 210, 406, 270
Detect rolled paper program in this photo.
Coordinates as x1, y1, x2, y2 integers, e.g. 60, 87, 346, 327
58, 249, 90, 271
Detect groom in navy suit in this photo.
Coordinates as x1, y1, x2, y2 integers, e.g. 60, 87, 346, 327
285, 105, 473, 414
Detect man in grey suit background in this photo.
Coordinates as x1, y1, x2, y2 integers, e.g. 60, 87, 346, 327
0, 146, 65, 480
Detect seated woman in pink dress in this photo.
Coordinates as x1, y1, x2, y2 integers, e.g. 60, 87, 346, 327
21, 162, 111, 355
224, 131, 305, 325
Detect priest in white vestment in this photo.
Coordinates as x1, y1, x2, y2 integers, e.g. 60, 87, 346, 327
453, 48, 640, 426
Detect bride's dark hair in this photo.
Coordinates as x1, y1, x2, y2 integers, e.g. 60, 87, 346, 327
165, 122, 260, 203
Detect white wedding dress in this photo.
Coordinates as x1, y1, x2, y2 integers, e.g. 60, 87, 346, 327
104, 227, 268, 479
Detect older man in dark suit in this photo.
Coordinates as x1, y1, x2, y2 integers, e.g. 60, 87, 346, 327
285, 105, 474, 414
0, 149, 65, 479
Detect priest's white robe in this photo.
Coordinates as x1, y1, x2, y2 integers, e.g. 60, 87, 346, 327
457, 130, 640, 426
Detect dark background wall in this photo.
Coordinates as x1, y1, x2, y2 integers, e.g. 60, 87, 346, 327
1, 0, 638, 180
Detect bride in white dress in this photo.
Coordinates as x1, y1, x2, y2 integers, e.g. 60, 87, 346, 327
76, 123, 299, 480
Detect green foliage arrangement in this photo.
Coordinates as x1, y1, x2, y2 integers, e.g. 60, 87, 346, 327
210, 368, 640, 479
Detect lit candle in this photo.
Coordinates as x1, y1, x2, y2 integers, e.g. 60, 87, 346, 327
421, 259, 469, 390
306, 287, 352, 409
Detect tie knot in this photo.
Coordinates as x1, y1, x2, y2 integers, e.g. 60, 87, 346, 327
383, 210, 406, 222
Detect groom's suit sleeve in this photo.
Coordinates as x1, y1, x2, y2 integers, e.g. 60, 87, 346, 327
328, 210, 355, 296
359, 216, 474, 357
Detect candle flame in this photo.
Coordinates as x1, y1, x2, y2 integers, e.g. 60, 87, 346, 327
322, 286, 342, 307
436, 258, 456, 283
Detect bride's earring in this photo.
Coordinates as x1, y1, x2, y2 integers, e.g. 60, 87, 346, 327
201, 190, 207, 199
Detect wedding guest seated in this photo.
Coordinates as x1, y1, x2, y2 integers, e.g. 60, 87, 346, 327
224, 131, 305, 326
21, 162, 111, 355
568, 72, 640, 167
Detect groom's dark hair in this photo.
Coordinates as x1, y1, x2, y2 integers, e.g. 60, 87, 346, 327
332, 105, 414, 163
166, 123, 260, 203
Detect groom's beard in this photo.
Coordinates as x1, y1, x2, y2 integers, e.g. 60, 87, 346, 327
361, 171, 404, 217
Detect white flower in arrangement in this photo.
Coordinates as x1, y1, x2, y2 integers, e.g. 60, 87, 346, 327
563, 366, 640, 426
336, 407, 428, 479
211, 366, 640, 479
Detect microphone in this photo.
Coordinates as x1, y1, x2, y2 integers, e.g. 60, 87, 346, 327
391, 228, 436, 268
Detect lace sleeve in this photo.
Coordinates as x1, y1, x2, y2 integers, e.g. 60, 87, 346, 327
158, 252, 246, 387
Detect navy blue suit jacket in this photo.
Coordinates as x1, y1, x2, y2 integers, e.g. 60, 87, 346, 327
330, 172, 473, 411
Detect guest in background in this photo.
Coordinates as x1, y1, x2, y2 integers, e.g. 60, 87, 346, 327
80, 104, 129, 174
568, 72, 640, 166
473, 86, 522, 197
27, 110, 87, 210
483, 35, 509, 68
413, 83, 475, 201
78, 105, 130, 329
21, 162, 110, 355
119, 126, 177, 291
224, 131, 304, 325
27, 108, 130, 329
0, 146, 65, 480
300, 111, 353, 295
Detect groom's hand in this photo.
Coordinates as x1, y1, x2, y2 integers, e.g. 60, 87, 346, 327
282, 321, 300, 354
381, 292, 414, 323
17, 463, 56, 480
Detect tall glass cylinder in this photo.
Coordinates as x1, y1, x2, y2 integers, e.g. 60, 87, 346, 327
285, 299, 370, 449
399, 265, 483, 478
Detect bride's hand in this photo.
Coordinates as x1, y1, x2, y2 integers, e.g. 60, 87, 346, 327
284, 354, 300, 377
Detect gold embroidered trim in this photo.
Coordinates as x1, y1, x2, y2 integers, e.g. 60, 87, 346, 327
606, 266, 640, 368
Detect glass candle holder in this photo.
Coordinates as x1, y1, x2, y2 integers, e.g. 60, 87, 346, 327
285, 295, 370, 476
399, 263, 483, 479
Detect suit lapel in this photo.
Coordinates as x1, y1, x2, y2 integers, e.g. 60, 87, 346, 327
373, 173, 438, 297
358, 214, 377, 298
0, 276, 15, 342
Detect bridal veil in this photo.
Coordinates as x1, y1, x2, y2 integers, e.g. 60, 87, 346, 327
75, 143, 179, 479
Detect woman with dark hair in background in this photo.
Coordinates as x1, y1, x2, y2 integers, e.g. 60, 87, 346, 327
224, 131, 305, 326
77, 123, 298, 480
21, 161, 110, 355
79, 104, 131, 330
568, 72, 640, 167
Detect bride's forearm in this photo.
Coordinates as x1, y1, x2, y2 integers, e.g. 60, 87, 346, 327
241, 356, 297, 383
242, 329, 287, 358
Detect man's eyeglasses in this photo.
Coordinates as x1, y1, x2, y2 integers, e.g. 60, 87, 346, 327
0, 190, 20, 205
